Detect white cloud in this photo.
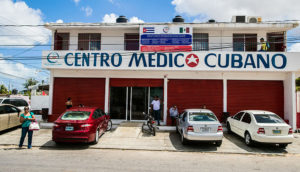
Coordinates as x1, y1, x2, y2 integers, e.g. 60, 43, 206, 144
73, 0, 80, 5
129, 17, 144, 23
56, 19, 63, 23
0, 0, 50, 47
289, 43, 300, 52
171, 0, 300, 22
102, 13, 118, 23
102, 14, 144, 23
81, 6, 93, 17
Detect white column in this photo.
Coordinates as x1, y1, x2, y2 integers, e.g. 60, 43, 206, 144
284, 72, 296, 130
223, 78, 227, 112
104, 77, 110, 113
48, 70, 54, 114
163, 76, 168, 125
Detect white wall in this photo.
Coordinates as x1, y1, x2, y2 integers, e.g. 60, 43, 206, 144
284, 72, 296, 129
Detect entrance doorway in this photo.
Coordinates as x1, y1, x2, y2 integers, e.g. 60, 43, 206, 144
109, 87, 163, 121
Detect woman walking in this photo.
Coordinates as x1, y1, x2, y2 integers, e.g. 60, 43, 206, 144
19, 106, 35, 149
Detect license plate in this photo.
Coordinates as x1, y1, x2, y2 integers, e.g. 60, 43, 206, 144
273, 130, 281, 134
65, 126, 74, 131
201, 127, 210, 132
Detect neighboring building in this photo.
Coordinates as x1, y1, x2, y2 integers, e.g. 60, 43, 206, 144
42, 15, 300, 129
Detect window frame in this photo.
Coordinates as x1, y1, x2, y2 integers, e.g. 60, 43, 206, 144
233, 34, 257, 52
54, 32, 70, 50
124, 33, 140, 51
78, 33, 101, 50
193, 33, 209, 51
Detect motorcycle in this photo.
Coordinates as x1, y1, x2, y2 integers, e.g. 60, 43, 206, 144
141, 112, 158, 136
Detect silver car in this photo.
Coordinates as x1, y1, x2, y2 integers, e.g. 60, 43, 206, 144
176, 109, 223, 146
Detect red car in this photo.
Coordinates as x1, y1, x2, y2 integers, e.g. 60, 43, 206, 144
52, 107, 111, 144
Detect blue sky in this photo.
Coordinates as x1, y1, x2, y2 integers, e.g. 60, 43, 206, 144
0, 0, 299, 91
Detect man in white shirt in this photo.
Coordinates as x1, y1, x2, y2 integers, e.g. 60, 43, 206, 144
151, 96, 161, 126
169, 105, 178, 126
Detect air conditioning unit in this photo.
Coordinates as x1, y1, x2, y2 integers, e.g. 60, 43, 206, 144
231, 16, 246, 23
247, 16, 262, 23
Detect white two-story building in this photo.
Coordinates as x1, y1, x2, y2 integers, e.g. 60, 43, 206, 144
42, 15, 300, 129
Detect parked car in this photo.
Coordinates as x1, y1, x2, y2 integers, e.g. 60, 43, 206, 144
226, 110, 294, 148
0, 104, 22, 132
0, 98, 30, 110
52, 107, 110, 144
176, 109, 223, 146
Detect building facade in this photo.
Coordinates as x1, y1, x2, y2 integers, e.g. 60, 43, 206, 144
42, 16, 300, 129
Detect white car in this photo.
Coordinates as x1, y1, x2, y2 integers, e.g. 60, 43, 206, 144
0, 98, 30, 110
176, 109, 223, 146
226, 110, 294, 148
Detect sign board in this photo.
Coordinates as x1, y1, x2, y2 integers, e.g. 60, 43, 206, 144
42, 51, 300, 72
140, 25, 193, 52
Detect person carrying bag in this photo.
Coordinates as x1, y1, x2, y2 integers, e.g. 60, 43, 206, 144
19, 106, 36, 149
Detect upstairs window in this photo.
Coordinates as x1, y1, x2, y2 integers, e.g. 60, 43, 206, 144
267, 32, 285, 52
233, 34, 257, 51
124, 33, 139, 51
54, 33, 69, 50
78, 33, 101, 50
193, 33, 209, 51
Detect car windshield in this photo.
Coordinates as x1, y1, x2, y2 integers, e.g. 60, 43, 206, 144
61, 111, 91, 120
254, 114, 285, 123
189, 112, 218, 121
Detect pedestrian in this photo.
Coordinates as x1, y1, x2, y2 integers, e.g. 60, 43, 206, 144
151, 96, 161, 126
19, 106, 35, 149
65, 97, 73, 109
202, 104, 207, 109
169, 105, 179, 126
259, 38, 269, 51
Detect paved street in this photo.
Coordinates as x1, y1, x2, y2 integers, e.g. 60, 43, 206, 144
0, 147, 300, 172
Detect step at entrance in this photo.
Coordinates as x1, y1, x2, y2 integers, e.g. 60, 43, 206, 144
111, 122, 143, 138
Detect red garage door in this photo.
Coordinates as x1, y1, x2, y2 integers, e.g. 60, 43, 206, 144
52, 78, 106, 115
228, 80, 284, 118
168, 79, 223, 125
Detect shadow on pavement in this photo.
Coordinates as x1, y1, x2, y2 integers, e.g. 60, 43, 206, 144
169, 132, 218, 152
39, 141, 90, 150
223, 132, 288, 154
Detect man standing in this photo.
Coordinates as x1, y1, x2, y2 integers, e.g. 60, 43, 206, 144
169, 105, 179, 126
151, 96, 161, 126
260, 38, 269, 51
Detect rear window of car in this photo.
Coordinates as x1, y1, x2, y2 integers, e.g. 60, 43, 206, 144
254, 114, 285, 123
189, 112, 218, 121
61, 111, 91, 120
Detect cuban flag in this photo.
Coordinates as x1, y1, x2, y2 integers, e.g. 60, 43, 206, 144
143, 27, 155, 33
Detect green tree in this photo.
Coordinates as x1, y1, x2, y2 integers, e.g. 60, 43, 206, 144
0, 84, 8, 94
23, 78, 38, 91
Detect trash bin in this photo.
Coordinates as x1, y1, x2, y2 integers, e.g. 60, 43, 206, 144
42, 108, 49, 122
222, 112, 230, 123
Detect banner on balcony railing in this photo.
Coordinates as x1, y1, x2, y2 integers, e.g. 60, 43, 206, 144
42, 51, 300, 72
139, 25, 193, 52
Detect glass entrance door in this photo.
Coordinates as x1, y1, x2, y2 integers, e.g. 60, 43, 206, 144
109, 86, 163, 121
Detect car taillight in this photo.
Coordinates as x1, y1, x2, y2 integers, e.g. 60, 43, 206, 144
187, 126, 194, 132
53, 123, 60, 128
257, 128, 265, 134
288, 128, 293, 135
217, 126, 223, 132
151, 121, 155, 124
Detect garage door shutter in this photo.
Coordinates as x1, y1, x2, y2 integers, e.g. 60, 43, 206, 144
52, 78, 105, 115
168, 79, 223, 125
227, 80, 284, 118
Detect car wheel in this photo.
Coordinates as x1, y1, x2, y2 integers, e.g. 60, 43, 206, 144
227, 122, 232, 134
106, 120, 112, 131
216, 141, 222, 147
244, 132, 253, 146
181, 131, 188, 145
93, 129, 99, 144
279, 144, 288, 149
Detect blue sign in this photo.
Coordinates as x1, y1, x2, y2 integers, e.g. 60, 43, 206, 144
141, 34, 192, 45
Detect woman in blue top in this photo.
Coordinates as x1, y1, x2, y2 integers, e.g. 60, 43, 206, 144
19, 106, 35, 149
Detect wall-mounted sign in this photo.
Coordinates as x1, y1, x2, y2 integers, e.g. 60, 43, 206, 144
140, 25, 193, 52
42, 51, 300, 72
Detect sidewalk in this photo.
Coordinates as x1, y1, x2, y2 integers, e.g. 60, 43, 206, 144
0, 122, 300, 155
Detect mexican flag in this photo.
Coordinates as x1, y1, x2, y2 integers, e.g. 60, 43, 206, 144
179, 27, 190, 33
